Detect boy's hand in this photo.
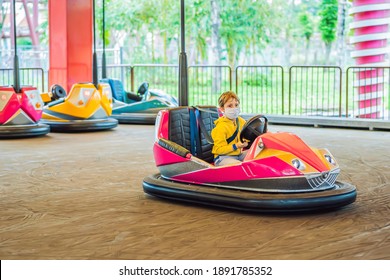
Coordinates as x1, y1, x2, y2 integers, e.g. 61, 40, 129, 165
237, 141, 248, 149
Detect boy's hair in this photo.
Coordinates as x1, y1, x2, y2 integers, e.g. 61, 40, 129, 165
218, 91, 240, 108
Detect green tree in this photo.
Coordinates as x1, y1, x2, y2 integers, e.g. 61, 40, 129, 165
268, 0, 300, 66
219, 0, 272, 67
96, 0, 145, 63
2, 0, 338, 66
243, 0, 273, 65
152, 0, 180, 63
187, 0, 210, 64
299, 12, 314, 64
318, 0, 338, 63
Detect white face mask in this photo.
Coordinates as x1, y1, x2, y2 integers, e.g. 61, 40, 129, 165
224, 107, 240, 120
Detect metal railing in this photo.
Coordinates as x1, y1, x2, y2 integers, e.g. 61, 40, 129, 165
189, 65, 232, 106
236, 65, 284, 115
100, 64, 132, 91
289, 66, 343, 117
1, 64, 389, 124
132, 64, 178, 98
0, 68, 45, 92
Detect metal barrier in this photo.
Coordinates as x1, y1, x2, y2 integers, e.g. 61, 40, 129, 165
99, 64, 133, 91
132, 64, 178, 98
0, 68, 45, 92
236, 65, 284, 114
1, 64, 389, 128
188, 65, 231, 105
288, 66, 343, 117
346, 66, 390, 120
0, 49, 49, 69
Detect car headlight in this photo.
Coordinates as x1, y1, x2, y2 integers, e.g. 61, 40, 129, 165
324, 154, 336, 165
292, 159, 306, 170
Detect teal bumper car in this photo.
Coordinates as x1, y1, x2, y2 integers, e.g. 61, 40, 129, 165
103, 79, 178, 124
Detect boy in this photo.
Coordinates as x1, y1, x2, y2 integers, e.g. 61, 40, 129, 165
211, 91, 248, 166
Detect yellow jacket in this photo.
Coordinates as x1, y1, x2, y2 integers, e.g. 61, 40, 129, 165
211, 116, 246, 157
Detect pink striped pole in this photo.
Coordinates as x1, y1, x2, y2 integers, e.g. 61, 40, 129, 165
349, 0, 390, 118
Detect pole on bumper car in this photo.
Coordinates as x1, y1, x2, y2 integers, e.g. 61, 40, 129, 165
178, 0, 188, 106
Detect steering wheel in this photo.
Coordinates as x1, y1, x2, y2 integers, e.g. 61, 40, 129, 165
50, 84, 67, 100
240, 114, 268, 148
137, 82, 149, 95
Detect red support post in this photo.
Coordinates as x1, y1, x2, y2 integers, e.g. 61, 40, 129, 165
48, 0, 93, 92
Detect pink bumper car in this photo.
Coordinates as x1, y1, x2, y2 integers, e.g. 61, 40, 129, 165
143, 106, 357, 213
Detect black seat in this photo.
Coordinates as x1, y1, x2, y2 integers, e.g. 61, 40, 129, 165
168, 107, 192, 152
101, 78, 125, 102
193, 106, 219, 163
166, 106, 218, 163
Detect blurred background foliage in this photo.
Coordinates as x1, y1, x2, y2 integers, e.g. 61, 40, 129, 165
1, 0, 353, 68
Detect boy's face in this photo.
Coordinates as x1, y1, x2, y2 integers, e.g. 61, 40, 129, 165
221, 97, 239, 113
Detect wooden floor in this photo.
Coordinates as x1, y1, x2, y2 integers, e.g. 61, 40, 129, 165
0, 123, 389, 260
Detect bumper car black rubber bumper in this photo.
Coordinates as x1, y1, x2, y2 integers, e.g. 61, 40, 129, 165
41, 118, 118, 132
111, 113, 157, 125
0, 123, 50, 139
143, 173, 357, 213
